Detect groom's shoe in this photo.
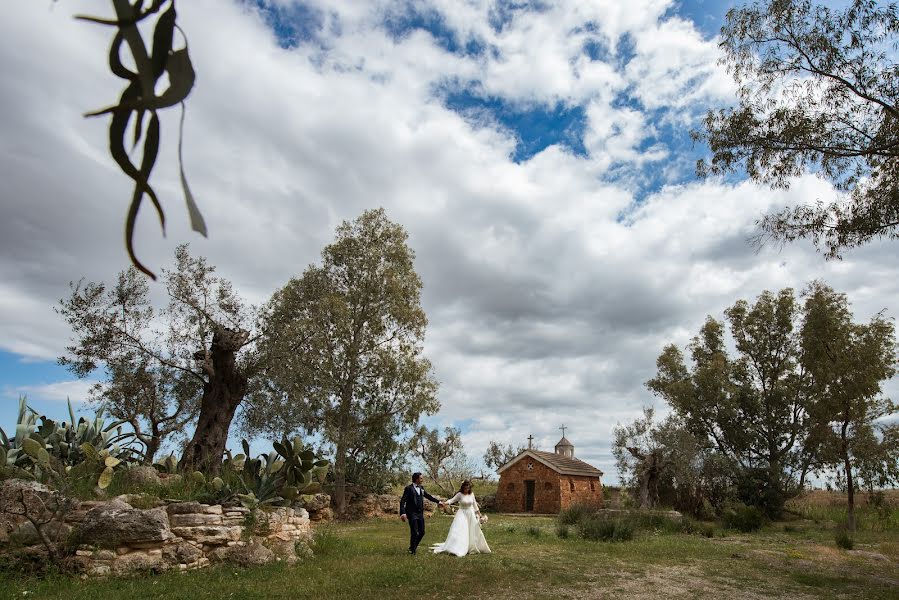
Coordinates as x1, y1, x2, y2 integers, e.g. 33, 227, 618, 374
408, 549, 416, 555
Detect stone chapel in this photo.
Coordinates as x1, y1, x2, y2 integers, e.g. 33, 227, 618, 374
494, 432, 603, 513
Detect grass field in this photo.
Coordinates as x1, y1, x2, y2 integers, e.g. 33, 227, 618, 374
2, 509, 897, 600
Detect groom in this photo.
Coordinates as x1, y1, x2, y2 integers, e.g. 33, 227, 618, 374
399, 472, 444, 554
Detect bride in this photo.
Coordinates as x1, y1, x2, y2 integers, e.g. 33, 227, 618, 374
431, 480, 491, 556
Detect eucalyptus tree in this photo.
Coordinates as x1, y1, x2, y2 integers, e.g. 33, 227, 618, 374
58, 245, 255, 471
800, 282, 898, 532
697, 0, 899, 258
246, 209, 439, 516
647, 289, 811, 516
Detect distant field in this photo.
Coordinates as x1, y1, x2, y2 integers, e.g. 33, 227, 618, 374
2, 512, 897, 599
786, 490, 899, 531
787, 489, 899, 508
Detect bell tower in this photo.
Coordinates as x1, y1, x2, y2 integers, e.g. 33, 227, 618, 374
555, 425, 574, 458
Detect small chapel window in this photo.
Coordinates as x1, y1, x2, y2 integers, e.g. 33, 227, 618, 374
568, 479, 575, 491
590, 480, 596, 492
544, 481, 552, 491
507, 482, 515, 491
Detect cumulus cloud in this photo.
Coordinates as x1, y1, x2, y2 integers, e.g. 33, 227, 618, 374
1, 0, 897, 480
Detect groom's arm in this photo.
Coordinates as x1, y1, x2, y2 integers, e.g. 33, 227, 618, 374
422, 489, 442, 504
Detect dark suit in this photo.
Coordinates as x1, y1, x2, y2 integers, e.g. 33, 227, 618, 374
399, 483, 441, 553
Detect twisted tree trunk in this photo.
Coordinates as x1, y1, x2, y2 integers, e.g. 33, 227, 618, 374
180, 328, 248, 474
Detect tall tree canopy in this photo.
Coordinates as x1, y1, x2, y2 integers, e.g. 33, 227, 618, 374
647, 289, 811, 516
697, 0, 899, 257
800, 281, 897, 531
245, 208, 439, 516
58, 245, 255, 471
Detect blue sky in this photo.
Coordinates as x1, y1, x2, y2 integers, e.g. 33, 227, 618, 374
2, 0, 895, 482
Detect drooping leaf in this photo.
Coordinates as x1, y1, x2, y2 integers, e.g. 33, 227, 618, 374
149, 3, 177, 78
150, 48, 195, 109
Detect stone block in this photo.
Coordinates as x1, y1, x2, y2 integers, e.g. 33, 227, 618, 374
171, 525, 240, 545
74, 506, 171, 548
162, 542, 203, 565
169, 513, 224, 527
111, 552, 167, 575
165, 502, 223, 515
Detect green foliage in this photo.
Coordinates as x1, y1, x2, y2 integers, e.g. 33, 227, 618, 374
647, 286, 877, 518
42, 399, 136, 468
410, 426, 465, 496
696, 0, 899, 258
236, 438, 329, 509
483, 441, 525, 472
720, 503, 765, 533
0, 397, 137, 488
577, 516, 635, 542
309, 526, 348, 557
246, 208, 439, 513
58, 246, 253, 472
77, 0, 204, 279
555, 522, 570, 539
0, 397, 46, 477
558, 503, 598, 526
834, 529, 854, 550
800, 282, 898, 532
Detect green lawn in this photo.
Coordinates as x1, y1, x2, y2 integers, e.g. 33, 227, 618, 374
1, 514, 897, 600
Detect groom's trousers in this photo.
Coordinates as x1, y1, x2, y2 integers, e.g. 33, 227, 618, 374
408, 514, 425, 553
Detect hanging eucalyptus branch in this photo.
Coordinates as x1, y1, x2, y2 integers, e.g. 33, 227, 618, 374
78, 0, 206, 279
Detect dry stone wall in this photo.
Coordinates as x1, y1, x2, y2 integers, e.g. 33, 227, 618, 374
0, 479, 314, 577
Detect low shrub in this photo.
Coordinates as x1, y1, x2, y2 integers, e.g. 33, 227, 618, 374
526, 526, 542, 538
556, 523, 570, 539
558, 503, 597, 526
720, 503, 765, 533
834, 529, 854, 550
577, 516, 634, 542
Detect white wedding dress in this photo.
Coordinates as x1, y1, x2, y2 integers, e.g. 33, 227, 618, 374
431, 492, 491, 556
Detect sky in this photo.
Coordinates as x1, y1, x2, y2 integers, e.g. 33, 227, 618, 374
1, 0, 896, 484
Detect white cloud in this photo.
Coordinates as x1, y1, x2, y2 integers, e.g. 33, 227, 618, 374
1, 0, 898, 482
6, 380, 100, 404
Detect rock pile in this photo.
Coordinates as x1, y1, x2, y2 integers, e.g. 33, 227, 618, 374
0, 479, 313, 577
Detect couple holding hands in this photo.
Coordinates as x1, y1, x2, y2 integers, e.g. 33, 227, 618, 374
399, 472, 491, 557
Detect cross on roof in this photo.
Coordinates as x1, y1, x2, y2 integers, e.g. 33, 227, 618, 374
527, 434, 534, 449
560, 425, 567, 437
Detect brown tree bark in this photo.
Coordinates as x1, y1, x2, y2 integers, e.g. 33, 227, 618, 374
841, 416, 856, 533
333, 387, 352, 517
180, 328, 248, 474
